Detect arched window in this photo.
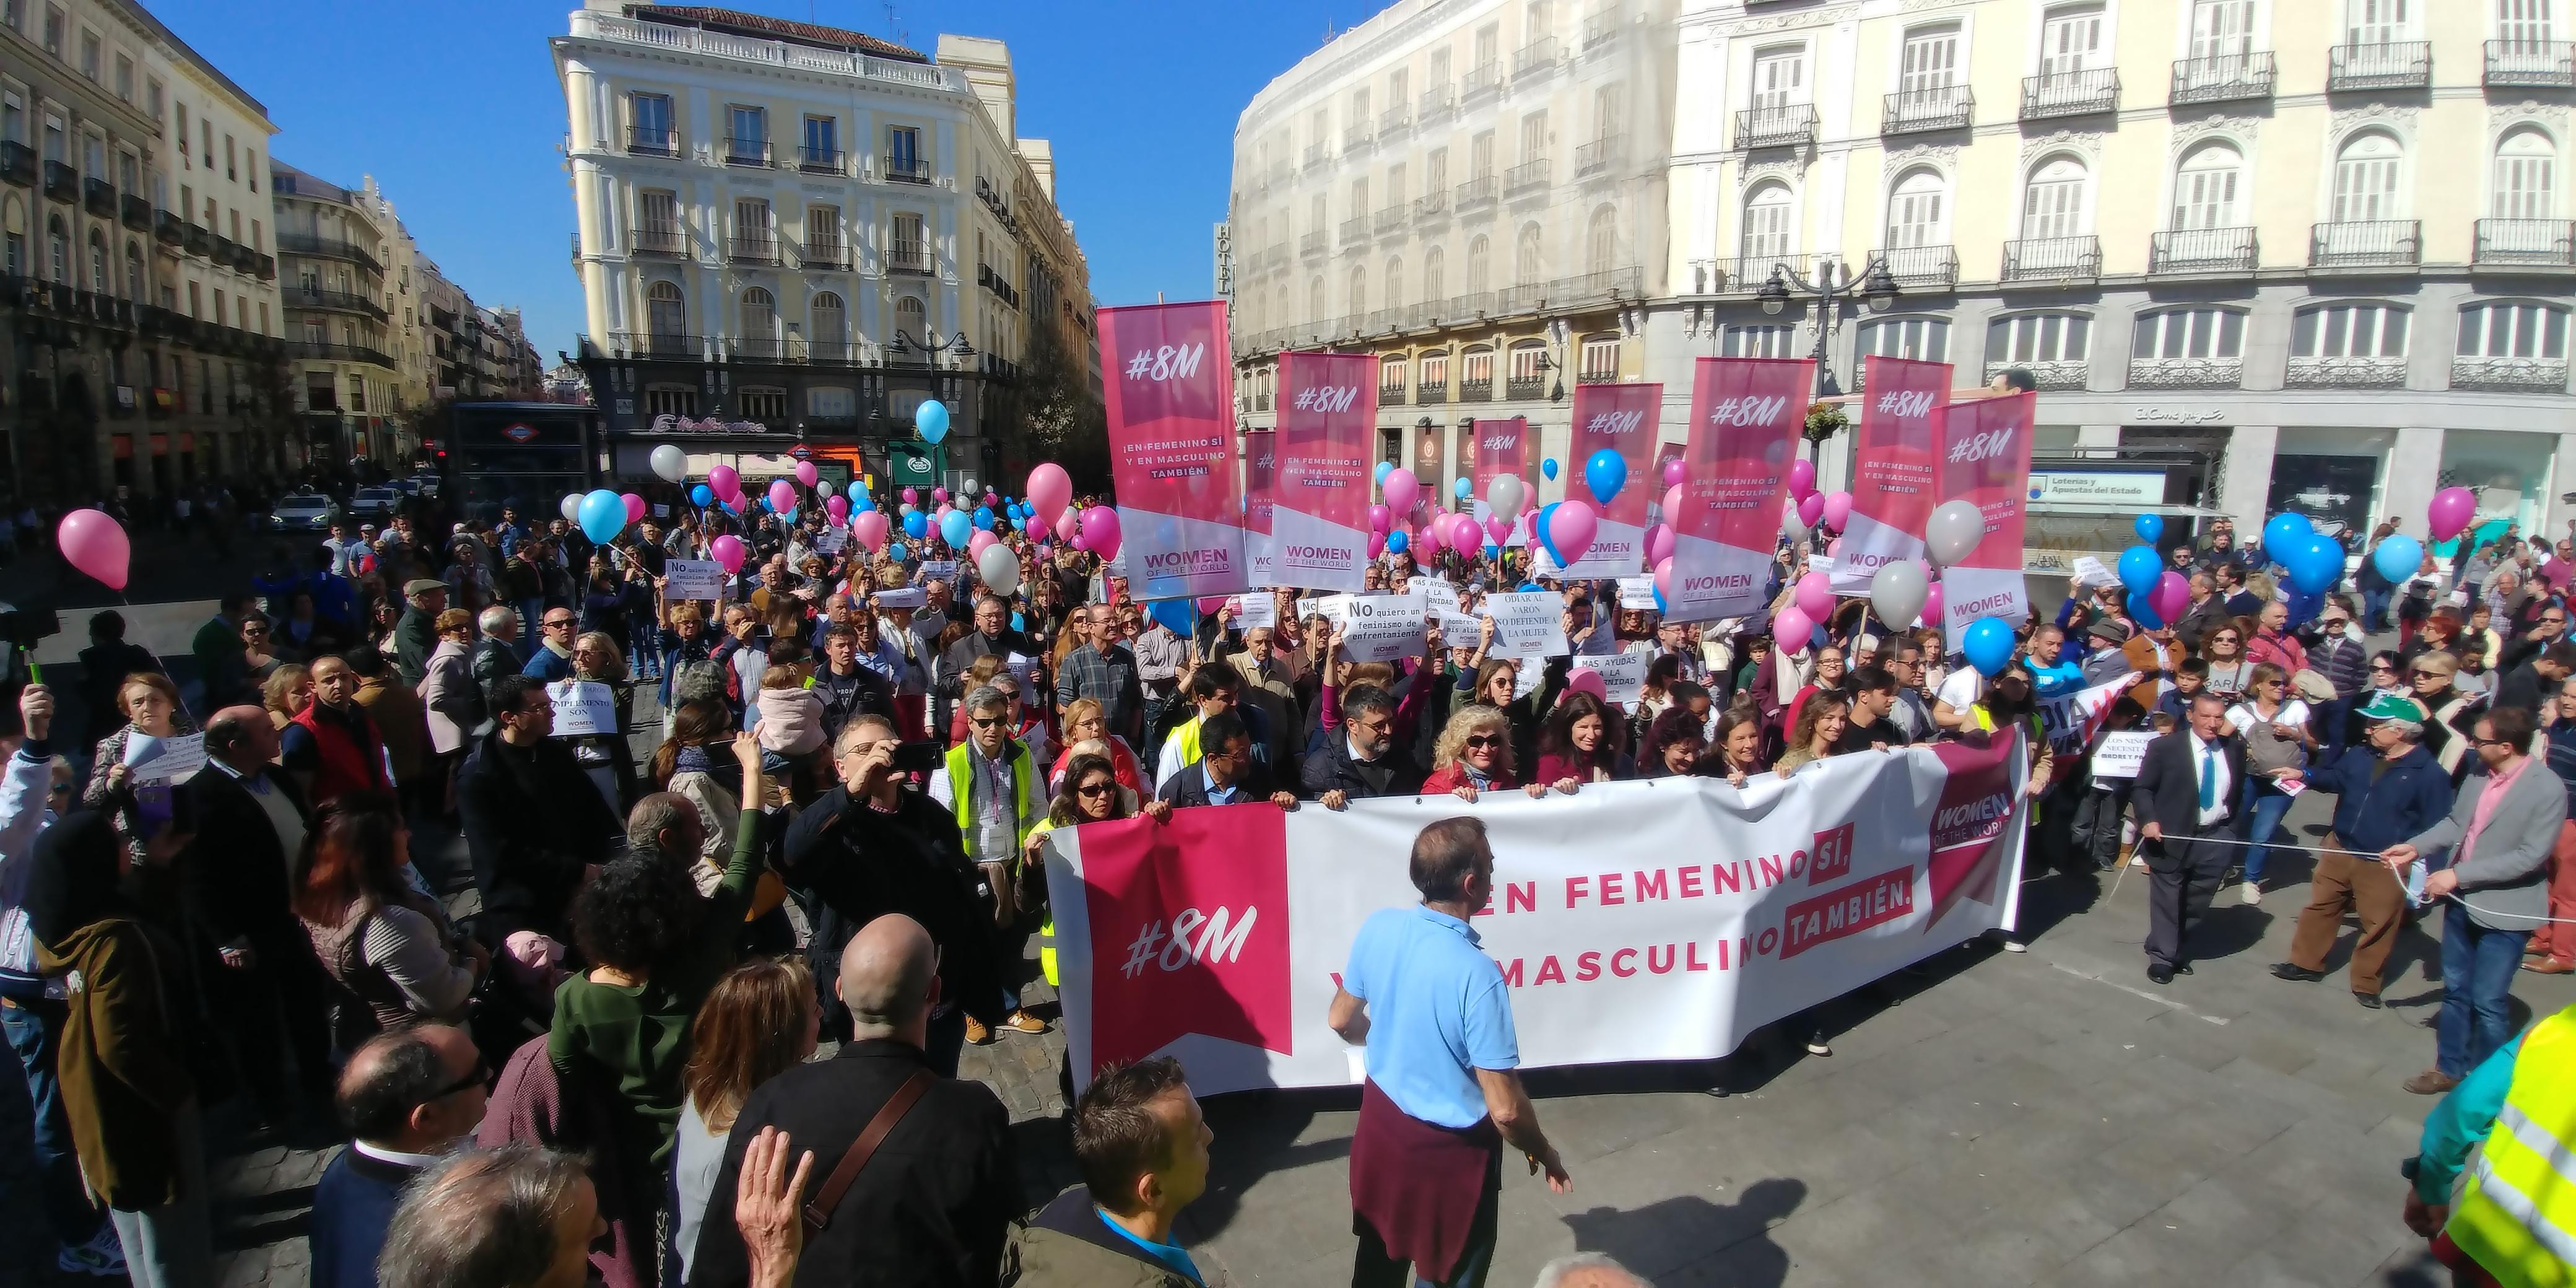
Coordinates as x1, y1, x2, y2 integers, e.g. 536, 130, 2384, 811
1385, 256, 1404, 308
1308, 276, 1325, 323
646, 281, 685, 345
86, 229, 107, 292
895, 296, 927, 360
2332, 131, 2404, 224
811, 292, 847, 354
2292, 302, 2409, 358
1422, 246, 1446, 302
1514, 224, 1543, 285
2495, 128, 2557, 220
1987, 312, 2092, 364
123, 240, 142, 300
1348, 264, 1367, 320
2020, 155, 2087, 241
2172, 142, 2243, 230
1741, 182, 1792, 264
1885, 168, 1946, 248
740, 287, 778, 354
46, 215, 68, 283
1856, 316, 1949, 363
2458, 302, 2569, 359
1585, 206, 1617, 275
2132, 307, 2248, 360
1467, 235, 1491, 294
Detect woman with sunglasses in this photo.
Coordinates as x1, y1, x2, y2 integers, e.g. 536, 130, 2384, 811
1421, 705, 1547, 802
2406, 653, 2489, 786
2200, 623, 2254, 706
2225, 663, 2316, 904
1050, 697, 1143, 796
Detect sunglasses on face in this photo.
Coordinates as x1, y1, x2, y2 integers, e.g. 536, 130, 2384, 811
544, 618, 575, 629
970, 715, 1008, 729
1076, 781, 1117, 799
1463, 734, 1503, 750
2370, 663, 2396, 672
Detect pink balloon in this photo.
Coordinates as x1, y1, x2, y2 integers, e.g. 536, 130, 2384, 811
1023, 515, 1042, 537
767, 479, 796, 514
1564, 668, 1608, 703
1368, 503, 1392, 534
1822, 491, 1853, 531
56, 508, 129, 591
983, 492, 998, 508
1547, 499, 1599, 565
901, 487, 919, 505
968, 531, 1000, 561
1196, 596, 1229, 616
826, 495, 850, 523
1772, 604, 1815, 650
1661, 484, 1682, 520
1653, 556, 1676, 603
1796, 492, 1826, 528
794, 460, 819, 488
1382, 467, 1420, 515
1416, 523, 1443, 555
932, 487, 949, 504
1788, 458, 1818, 498
1661, 459, 1686, 489
1367, 531, 1388, 560
1920, 581, 1943, 626
1026, 464, 1073, 523
852, 510, 889, 552
1452, 512, 1484, 552
1645, 523, 1676, 568
1795, 571, 1833, 624
708, 534, 746, 574
622, 492, 645, 523
2427, 486, 2477, 542
708, 465, 740, 500
1827, 537, 1842, 555
1486, 515, 1512, 545
1055, 510, 1081, 542
1080, 507, 1123, 562
2153, 570, 2191, 624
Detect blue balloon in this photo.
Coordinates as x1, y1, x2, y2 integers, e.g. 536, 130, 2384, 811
1375, 461, 1396, 485
887, 541, 908, 563
577, 489, 627, 544
1962, 616, 2016, 677
974, 505, 996, 531
692, 484, 714, 508
915, 399, 951, 444
939, 510, 972, 549
2117, 544, 2162, 594
2286, 533, 2345, 595
2286, 588, 2323, 625
1541, 457, 1560, 482
1583, 450, 1627, 508
2263, 511, 2313, 557
2373, 534, 2426, 583
902, 511, 929, 540
2133, 514, 2164, 544
1386, 530, 1409, 555
2126, 591, 2166, 632
1534, 502, 1562, 566
758, 495, 773, 512
1453, 477, 1473, 500
1519, 581, 1546, 593
856, 495, 877, 513
1011, 612, 1025, 632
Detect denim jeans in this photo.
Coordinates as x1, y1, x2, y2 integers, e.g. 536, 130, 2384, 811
2437, 901, 2532, 1076
2239, 779, 2297, 886
2, 997, 108, 1247
107, 1099, 213, 1288
2362, 586, 2393, 633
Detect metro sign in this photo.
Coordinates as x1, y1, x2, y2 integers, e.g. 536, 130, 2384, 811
790, 445, 812, 459
502, 423, 537, 443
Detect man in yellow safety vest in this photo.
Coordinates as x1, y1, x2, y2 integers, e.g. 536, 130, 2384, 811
2406, 999, 2576, 1286
929, 681, 1047, 1044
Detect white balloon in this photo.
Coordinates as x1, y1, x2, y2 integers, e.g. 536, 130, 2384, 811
1924, 500, 1988, 567
817, 479, 835, 498
648, 443, 688, 484
560, 493, 583, 522
1781, 497, 1808, 546
1869, 560, 1929, 629
977, 543, 1022, 596
1487, 474, 1526, 521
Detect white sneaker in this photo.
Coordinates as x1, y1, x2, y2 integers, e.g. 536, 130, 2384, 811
1999, 938, 2028, 953
2241, 882, 2263, 906
2131, 856, 2148, 869
59, 1226, 126, 1277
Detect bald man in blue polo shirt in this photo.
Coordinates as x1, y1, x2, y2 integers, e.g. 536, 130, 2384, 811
1329, 816, 1570, 1288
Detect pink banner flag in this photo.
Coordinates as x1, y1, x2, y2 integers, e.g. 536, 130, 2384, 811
1100, 301, 1247, 598
1472, 416, 1529, 498
1271, 352, 1377, 591
1937, 390, 2036, 643
1560, 381, 1663, 578
1830, 356, 1952, 596
1245, 431, 1277, 587
1668, 357, 1811, 622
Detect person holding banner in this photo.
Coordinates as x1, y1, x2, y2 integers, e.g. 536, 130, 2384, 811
1144, 711, 1297, 814
2134, 693, 2252, 985
1532, 693, 1629, 788
1331, 817, 1570, 1288
1304, 685, 1425, 807
1421, 707, 1546, 803
1638, 709, 1711, 780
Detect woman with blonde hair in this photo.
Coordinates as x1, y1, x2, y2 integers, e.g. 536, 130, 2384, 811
83, 672, 199, 867
1773, 690, 1852, 778
1421, 704, 1548, 802
263, 662, 313, 733
1051, 696, 1143, 793
670, 956, 818, 1281
568, 630, 640, 812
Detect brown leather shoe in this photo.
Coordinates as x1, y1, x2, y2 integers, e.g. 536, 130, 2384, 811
2523, 957, 2575, 975
2401, 1069, 2460, 1096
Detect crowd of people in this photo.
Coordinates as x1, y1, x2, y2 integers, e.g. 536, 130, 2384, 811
0, 469, 2571, 1288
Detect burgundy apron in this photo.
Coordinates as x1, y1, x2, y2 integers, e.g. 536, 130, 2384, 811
1348, 1079, 1503, 1282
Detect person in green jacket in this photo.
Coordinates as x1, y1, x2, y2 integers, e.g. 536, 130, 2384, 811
550, 729, 766, 1185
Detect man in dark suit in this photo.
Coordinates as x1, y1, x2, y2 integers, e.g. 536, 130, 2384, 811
689, 913, 1020, 1288
309, 1024, 489, 1288
2133, 692, 2250, 984
181, 705, 333, 1121
1147, 710, 1299, 814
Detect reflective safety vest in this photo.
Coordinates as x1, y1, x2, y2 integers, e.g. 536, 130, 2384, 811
1028, 820, 1061, 988
2448, 1004, 2576, 1286
944, 741, 1039, 862
1162, 716, 1204, 778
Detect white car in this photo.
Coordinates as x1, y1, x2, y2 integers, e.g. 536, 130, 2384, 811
268, 495, 334, 533
349, 487, 401, 519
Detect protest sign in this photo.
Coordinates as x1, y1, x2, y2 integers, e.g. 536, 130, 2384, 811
1939, 391, 2037, 645
1573, 652, 1649, 708
1310, 594, 1355, 629
1230, 594, 1277, 630
126, 732, 206, 784
1418, 579, 1462, 618
2089, 730, 2156, 780
1270, 354, 1375, 592
872, 586, 926, 610
1667, 357, 1810, 622
1245, 429, 1277, 588
1830, 356, 1951, 596
1617, 577, 1660, 611
1043, 735, 2026, 1095
1101, 300, 1248, 598
920, 559, 958, 582
1342, 591, 1428, 663
814, 528, 847, 555
1472, 416, 1530, 500
549, 680, 618, 738
1485, 591, 1569, 658
663, 558, 724, 601
1560, 381, 1661, 579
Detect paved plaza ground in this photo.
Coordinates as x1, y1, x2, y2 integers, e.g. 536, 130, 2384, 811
0, 615, 2566, 1286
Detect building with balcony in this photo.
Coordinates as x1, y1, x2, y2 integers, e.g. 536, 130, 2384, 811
1227, 0, 1677, 495
272, 162, 411, 466
1, 0, 287, 499
555, 3, 1097, 495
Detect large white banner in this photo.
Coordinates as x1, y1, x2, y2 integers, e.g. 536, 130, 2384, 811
1043, 736, 2029, 1095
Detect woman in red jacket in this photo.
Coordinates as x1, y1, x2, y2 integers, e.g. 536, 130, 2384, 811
1420, 705, 1549, 802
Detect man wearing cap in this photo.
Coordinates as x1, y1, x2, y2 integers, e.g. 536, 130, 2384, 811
2269, 694, 2455, 1007
393, 578, 448, 685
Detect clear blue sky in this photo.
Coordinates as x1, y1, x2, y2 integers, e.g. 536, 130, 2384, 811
146, 0, 1382, 364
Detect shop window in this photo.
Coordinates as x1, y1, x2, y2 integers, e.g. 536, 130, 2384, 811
1721, 324, 1796, 358
2292, 303, 2409, 358
2131, 307, 2246, 359
1988, 313, 2091, 363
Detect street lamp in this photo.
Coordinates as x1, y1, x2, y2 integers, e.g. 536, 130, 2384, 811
885, 328, 978, 365
1756, 256, 1902, 398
